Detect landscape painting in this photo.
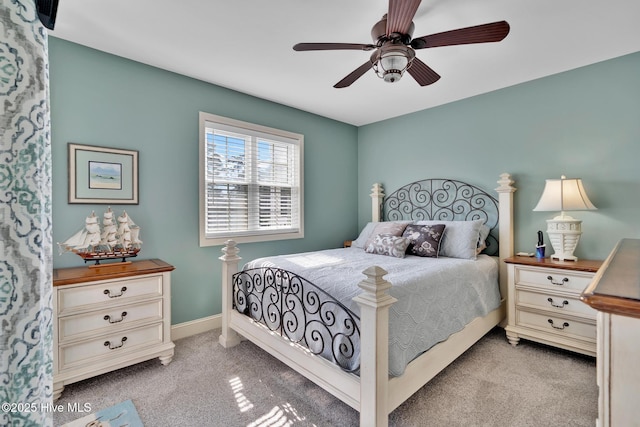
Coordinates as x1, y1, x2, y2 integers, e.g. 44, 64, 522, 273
89, 161, 122, 189
68, 143, 138, 204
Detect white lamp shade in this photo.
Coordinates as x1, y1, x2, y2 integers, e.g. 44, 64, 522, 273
533, 176, 596, 261
533, 177, 597, 212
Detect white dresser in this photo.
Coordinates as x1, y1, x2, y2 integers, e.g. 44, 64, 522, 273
53, 259, 175, 401
582, 239, 640, 427
504, 256, 602, 356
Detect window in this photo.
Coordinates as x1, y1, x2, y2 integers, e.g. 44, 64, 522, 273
199, 112, 304, 246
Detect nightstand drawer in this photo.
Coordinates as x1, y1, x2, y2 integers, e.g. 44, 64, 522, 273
516, 289, 596, 318
516, 310, 596, 341
58, 275, 163, 314
59, 322, 164, 370
59, 299, 163, 342
515, 267, 594, 293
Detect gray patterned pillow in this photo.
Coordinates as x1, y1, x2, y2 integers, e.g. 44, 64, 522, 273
365, 234, 411, 258
363, 221, 411, 249
402, 224, 446, 257
416, 219, 484, 259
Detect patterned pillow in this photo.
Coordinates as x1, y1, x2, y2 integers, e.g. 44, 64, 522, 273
365, 234, 411, 258
416, 219, 484, 260
363, 221, 411, 249
402, 224, 446, 257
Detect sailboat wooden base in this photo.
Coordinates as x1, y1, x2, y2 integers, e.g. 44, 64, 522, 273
88, 260, 133, 269
81, 249, 140, 267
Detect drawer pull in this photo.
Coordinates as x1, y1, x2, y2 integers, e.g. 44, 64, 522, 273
548, 319, 569, 330
104, 286, 127, 298
547, 298, 569, 308
546, 276, 569, 286
104, 312, 128, 324
104, 336, 127, 350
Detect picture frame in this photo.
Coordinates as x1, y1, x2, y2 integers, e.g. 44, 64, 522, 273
68, 143, 139, 204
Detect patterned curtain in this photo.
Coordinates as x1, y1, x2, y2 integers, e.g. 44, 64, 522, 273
0, 1, 54, 426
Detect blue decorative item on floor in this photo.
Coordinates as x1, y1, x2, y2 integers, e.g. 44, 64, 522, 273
61, 400, 144, 427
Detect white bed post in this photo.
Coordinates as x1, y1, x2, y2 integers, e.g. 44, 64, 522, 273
353, 266, 397, 427
371, 183, 385, 223
219, 240, 242, 348
496, 173, 516, 308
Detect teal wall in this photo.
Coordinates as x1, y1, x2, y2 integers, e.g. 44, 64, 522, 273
358, 51, 640, 261
49, 38, 359, 324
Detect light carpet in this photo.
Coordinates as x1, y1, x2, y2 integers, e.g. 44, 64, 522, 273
53, 327, 597, 426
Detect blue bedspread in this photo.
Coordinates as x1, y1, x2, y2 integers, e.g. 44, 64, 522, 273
240, 247, 500, 377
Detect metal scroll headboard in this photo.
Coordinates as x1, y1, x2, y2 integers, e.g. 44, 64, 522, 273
382, 178, 500, 256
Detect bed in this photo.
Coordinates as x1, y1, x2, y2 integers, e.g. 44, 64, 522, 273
219, 173, 516, 426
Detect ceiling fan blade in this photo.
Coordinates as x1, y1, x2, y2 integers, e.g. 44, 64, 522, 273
334, 61, 373, 88
293, 43, 376, 51
386, 0, 422, 35
411, 21, 510, 49
407, 58, 441, 86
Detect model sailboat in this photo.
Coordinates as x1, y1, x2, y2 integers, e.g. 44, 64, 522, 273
58, 208, 142, 265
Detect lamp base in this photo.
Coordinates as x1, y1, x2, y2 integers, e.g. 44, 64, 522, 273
551, 253, 578, 262
546, 218, 582, 262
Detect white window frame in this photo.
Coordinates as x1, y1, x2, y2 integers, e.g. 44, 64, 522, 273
199, 112, 304, 246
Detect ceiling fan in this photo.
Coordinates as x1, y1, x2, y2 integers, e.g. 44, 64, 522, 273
293, 0, 510, 88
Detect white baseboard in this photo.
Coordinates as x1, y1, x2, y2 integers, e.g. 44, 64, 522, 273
171, 314, 221, 341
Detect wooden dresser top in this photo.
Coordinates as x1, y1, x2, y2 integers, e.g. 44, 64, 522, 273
53, 259, 174, 286
581, 239, 640, 318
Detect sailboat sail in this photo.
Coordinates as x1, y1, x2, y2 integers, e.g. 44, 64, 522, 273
100, 207, 118, 248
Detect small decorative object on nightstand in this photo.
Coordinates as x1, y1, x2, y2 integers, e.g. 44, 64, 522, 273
504, 256, 602, 356
52, 259, 175, 401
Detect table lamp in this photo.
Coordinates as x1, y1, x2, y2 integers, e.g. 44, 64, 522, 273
533, 175, 597, 261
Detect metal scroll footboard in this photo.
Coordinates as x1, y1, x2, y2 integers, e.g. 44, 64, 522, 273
232, 267, 361, 373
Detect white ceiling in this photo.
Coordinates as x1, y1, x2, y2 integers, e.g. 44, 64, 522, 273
51, 0, 640, 126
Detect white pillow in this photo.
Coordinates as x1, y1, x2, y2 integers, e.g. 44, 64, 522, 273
415, 219, 485, 260
477, 224, 491, 254
352, 222, 377, 249
478, 224, 491, 245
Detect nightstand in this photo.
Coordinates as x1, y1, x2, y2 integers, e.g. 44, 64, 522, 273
52, 259, 175, 400
504, 256, 602, 356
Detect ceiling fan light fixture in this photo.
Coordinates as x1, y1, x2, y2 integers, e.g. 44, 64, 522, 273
372, 44, 415, 83
292, 3, 510, 88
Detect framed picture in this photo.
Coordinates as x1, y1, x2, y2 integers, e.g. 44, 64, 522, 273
68, 143, 139, 204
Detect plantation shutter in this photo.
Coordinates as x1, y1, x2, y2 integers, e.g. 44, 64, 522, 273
203, 122, 301, 239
